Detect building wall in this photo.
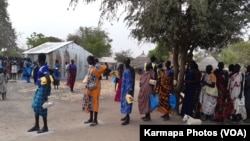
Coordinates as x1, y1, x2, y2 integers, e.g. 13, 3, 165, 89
27, 42, 92, 80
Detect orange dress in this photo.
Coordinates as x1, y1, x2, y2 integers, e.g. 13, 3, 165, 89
82, 65, 106, 112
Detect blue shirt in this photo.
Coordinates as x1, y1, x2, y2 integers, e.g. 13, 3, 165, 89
36, 65, 49, 86
54, 63, 61, 78
167, 69, 174, 77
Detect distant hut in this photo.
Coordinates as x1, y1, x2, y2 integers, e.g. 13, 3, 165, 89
197, 55, 218, 72
130, 51, 150, 74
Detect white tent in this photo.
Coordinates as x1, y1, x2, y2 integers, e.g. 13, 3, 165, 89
197, 55, 218, 72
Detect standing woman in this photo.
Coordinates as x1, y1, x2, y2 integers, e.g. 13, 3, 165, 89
181, 60, 200, 117
114, 64, 124, 102
213, 62, 229, 122
67, 59, 77, 93
199, 65, 217, 121
83, 55, 106, 126
138, 62, 155, 121
53, 59, 61, 89
0, 68, 9, 100
228, 64, 245, 121
120, 58, 135, 125
2, 69, 9, 100
28, 53, 54, 133
25, 58, 32, 83
155, 61, 173, 121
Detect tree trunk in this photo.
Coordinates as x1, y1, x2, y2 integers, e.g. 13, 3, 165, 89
175, 50, 187, 114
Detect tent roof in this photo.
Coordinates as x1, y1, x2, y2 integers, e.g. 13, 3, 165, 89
22, 41, 73, 54
197, 55, 218, 71
98, 57, 117, 63
130, 51, 150, 69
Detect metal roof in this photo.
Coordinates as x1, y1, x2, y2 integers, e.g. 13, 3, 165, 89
22, 41, 74, 54
98, 57, 117, 63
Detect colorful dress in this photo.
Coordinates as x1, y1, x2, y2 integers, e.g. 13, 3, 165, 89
228, 72, 245, 115
82, 65, 106, 112
155, 69, 172, 115
214, 69, 230, 121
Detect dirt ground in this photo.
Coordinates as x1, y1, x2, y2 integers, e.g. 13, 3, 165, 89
0, 74, 247, 141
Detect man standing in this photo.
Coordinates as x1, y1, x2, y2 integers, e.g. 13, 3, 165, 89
67, 59, 77, 93
120, 58, 135, 125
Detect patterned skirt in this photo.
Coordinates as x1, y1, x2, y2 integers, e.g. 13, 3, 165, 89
32, 86, 48, 117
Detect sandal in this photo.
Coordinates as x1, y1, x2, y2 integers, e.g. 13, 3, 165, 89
90, 121, 98, 127
84, 119, 93, 124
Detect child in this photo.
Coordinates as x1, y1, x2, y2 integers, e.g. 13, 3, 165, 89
0, 68, 9, 100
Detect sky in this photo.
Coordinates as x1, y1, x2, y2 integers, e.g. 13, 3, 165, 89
7, 0, 155, 58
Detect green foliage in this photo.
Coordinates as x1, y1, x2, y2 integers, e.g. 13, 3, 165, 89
217, 48, 239, 65
67, 26, 112, 58
219, 41, 250, 66
0, 48, 22, 57
26, 32, 64, 48
26, 32, 49, 48
148, 41, 170, 62
114, 49, 133, 63
0, 0, 17, 54
69, 0, 250, 62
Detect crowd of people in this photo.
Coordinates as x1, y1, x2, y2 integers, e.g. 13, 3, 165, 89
112, 56, 250, 125
180, 61, 250, 123
2, 54, 248, 133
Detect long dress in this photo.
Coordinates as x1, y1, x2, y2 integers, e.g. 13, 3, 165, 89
67, 64, 77, 90
120, 66, 135, 115
214, 69, 230, 121
155, 69, 172, 116
229, 72, 245, 117
138, 70, 155, 114
180, 69, 198, 117
199, 73, 217, 116
0, 73, 9, 94
114, 76, 122, 102
82, 65, 106, 112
